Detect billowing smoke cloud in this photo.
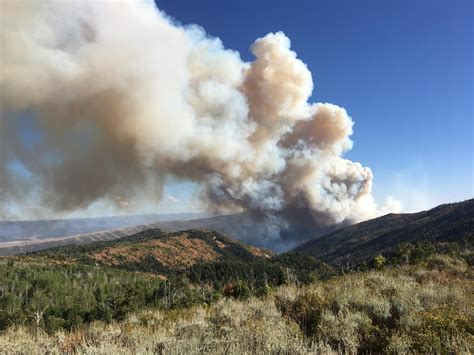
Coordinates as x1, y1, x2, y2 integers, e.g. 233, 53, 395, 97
0, 0, 399, 246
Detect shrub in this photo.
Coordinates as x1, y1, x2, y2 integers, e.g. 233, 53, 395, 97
276, 289, 329, 336
222, 280, 251, 299
0, 252, 471, 353
44, 316, 65, 334
372, 254, 387, 269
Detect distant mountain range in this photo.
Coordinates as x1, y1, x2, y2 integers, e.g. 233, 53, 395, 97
295, 199, 474, 266
0, 213, 211, 255
1, 199, 472, 260
0, 211, 319, 255
0, 212, 210, 241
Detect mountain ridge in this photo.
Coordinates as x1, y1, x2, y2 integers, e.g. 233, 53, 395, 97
7, 227, 335, 287
16, 228, 273, 269
294, 199, 474, 266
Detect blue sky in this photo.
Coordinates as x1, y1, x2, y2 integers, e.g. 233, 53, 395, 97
156, 0, 473, 212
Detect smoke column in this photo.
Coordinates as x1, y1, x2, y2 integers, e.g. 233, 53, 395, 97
0, 0, 400, 246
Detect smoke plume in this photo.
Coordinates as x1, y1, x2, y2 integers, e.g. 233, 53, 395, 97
0, 0, 399, 246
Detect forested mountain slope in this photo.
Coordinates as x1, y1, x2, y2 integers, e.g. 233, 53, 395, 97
295, 199, 474, 266
9, 228, 334, 285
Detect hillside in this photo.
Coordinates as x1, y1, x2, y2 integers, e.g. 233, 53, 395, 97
15, 228, 271, 270
295, 199, 474, 266
1, 253, 472, 354
10, 228, 334, 285
0, 228, 335, 336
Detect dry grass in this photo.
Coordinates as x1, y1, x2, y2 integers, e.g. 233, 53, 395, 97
0, 254, 472, 354
0, 299, 332, 354
275, 255, 473, 353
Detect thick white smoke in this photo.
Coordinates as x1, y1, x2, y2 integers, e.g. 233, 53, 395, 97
0, 0, 399, 244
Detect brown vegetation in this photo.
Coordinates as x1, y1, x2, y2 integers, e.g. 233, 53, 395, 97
0, 254, 471, 354
92, 234, 221, 268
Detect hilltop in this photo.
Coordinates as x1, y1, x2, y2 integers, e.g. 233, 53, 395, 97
21, 228, 272, 271
295, 199, 474, 266
10, 228, 334, 285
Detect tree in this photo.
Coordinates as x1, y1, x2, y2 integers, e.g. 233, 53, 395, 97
30, 289, 51, 334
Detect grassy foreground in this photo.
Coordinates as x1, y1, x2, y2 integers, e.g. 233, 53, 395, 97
0, 254, 472, 354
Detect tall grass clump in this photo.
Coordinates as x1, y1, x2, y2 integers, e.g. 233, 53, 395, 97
275, 254, 473, 353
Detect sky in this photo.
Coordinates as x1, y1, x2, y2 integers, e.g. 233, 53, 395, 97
155, 0, 473, 213
1, 0, 472, 219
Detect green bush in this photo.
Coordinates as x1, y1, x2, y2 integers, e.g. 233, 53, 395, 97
276, 290, 329, 336
45, 316, 66, 334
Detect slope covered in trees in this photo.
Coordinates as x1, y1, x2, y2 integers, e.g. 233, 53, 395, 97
0, 228, 335, 333
24, 228, 273, 269
295, 199, 474, 267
